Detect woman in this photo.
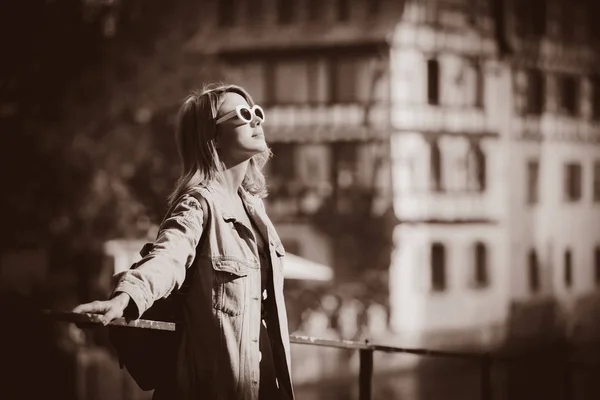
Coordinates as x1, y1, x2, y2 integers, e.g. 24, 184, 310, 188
73, 83, 294, 400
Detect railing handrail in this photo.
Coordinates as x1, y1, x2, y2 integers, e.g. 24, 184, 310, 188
42, 310, 600, 362
46, 310, 178, 331
43, 309, 600, 400
44, 310, 492, 357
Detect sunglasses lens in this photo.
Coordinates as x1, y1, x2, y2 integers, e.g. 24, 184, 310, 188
239, 107, 252, 121
254, 107, 265, 120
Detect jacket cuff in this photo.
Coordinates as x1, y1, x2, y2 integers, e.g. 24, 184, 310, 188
113, 281, 150, 319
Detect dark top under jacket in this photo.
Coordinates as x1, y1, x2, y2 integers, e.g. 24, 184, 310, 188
258, 245, 293, 400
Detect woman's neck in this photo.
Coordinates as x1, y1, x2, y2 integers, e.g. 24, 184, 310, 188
219, 159, 249, 198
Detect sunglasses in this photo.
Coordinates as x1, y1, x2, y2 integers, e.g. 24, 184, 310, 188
216, 105, 265, 125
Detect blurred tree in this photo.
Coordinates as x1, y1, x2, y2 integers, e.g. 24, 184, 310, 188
0, 0, 216, 254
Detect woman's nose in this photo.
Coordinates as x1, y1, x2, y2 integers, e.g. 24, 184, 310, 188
251, 118, 261, 128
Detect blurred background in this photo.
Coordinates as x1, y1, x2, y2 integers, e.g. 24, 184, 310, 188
1, 0, 600, 399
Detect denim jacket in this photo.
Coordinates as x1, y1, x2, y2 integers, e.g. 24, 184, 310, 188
114, 184, 294, 400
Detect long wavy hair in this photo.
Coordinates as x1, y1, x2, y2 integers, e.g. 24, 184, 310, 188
167, 83, 271, 207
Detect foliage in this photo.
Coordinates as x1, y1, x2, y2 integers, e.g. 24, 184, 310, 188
0, 0, 216, 251
310, 185, 398, 307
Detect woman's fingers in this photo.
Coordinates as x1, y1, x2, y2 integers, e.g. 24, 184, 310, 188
73, 300, 110, 315
101, 306, 124, 326
73, 297, 130, 326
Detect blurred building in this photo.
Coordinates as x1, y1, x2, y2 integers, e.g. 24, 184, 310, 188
182, 0, 600, 351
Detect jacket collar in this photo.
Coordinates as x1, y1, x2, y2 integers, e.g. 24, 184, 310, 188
209, 184, 260, 223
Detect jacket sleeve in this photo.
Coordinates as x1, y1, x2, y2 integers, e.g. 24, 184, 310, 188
113, 194, 205, 318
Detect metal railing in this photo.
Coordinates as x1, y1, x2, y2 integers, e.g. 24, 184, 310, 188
45, 310, 599, 400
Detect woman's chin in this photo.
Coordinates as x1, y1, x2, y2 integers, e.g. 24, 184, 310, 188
254, 139, 268, 152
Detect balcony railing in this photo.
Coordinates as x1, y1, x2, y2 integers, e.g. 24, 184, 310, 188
393, 190, 499, 222
263, 104, 390, 142
46, 310, 599, 400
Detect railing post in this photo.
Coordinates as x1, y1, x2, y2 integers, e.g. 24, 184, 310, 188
359, 348, 374, 400
480, 355, 492, 400
563, 363, 573, 400
562, 343, 573, 400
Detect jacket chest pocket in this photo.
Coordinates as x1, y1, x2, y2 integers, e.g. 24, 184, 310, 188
212, 259, 255, 317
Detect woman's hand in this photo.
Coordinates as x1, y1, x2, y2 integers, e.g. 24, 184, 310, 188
72, 292, 131, 326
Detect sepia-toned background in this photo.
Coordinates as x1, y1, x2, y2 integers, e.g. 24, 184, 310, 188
2, 0, 600, 399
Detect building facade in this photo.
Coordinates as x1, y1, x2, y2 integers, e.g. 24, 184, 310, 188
183, 0, 600, 350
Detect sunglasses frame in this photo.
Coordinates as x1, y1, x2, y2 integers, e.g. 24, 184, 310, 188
216, 104, 266, 125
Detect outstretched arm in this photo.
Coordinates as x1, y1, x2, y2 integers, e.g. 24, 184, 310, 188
73, 193, 206, 323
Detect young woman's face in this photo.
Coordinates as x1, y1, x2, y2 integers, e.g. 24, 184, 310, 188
215, 92, 267, 164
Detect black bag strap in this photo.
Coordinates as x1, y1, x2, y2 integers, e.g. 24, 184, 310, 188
187, 189, 209, 230
161, 188, 208, 231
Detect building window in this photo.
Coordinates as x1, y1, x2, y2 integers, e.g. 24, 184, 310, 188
557, 75, 579, 115
514, 0, 547, 37
564, 249, 573, 288
591, 2, 600, 43
527, 160, 540, 204
267, 58, 330, 105
466, 141, 486, 192
307, 59, 330, 104
247, 0, 263, 23
429, 139, 443, 192
276, 0, 294, 24
297, 144, 332, 191
431, 242, 447, 292
595, 246, 600, 287
272, 60, 310, 104
474, 61, 485, 108
332, 142, 359, 189
525, 69, 545, 115
558, 0, 575, 42
531, 0, 547, 36
336, 0, 350, 21
564, 163, 582, 202
218, 0, 235, 26
331, 58, 358, 103
231, 62, 266, 104
474, 242, 489, 287
332, 142, 360, 212
366, 0, 382, 16
528, 249, 540, 293
307, 0, 320, 21
594, 161, 600, 202
427, 58, 441, 106
330, 57, 374, 104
